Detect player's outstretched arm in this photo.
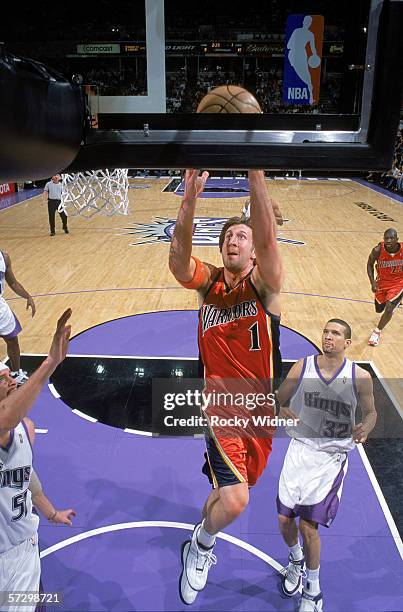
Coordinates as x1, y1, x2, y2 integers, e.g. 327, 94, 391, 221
248, 170, 284, 295
169, 169, 214, 290
0, 309, 72, 431
353, 367, 377, 444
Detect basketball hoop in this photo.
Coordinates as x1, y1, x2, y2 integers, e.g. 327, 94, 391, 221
60, 169, 129, 218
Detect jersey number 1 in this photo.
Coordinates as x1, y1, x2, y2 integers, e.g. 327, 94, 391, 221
249, 322, 261, 351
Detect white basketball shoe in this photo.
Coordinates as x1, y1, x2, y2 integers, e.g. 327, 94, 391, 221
179, 523, 217, 605
368, 329, 381, 346
282, 553, 305, 596
299, 585, 324, 612
11, 369, 29, 385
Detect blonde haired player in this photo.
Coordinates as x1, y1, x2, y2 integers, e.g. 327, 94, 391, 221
276, 319, 377, 611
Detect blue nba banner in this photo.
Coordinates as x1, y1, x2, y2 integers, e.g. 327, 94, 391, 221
283, 14, 324, 105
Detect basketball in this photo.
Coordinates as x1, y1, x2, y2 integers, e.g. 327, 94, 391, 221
196, 85, 262, 114
308, 54, 321, 69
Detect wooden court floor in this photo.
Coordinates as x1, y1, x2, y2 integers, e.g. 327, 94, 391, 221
1, 177, 402, 392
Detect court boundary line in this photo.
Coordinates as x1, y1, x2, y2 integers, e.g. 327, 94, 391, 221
366, 361, 403, 421
357, 445, 403, 560
353, 178, 403, 204
39, 520, 285, 575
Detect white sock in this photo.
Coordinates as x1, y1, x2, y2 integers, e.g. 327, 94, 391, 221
197, 519, 216, 549
306, 567, 320, 594
289, 541, 304, 561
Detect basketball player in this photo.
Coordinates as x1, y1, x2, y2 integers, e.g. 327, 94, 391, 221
169, 169, 283, 604
0, 249, 36, 384
276, 319, 377, 612
0, 309, 72, 610
367, 228, 403, 346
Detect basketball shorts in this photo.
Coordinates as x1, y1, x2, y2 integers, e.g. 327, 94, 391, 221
0, 299, 21, 339
0, 534, 41, 611
375, 286, 403, 313
276, 438, 348, 527
202, 430, 273, 488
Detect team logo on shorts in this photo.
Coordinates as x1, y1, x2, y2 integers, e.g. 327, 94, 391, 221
122, 217, 305, 247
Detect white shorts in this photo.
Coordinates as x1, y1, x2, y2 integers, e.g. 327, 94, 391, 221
277, 438, 348, 527
0, 534, 41, 612
0, 299, 20, 338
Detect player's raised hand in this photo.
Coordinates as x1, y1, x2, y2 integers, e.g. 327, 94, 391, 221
183, 169, 209, 201
48, 309, 72, 367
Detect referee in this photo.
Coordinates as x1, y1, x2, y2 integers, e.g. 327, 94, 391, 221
43, 175, 69, 236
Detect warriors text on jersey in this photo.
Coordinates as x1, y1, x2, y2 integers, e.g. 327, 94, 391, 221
198, 267, 282, 487
198, 268, 281, 391
288, 355, 358, 453
376, 241, 403, 289
0, 422, 39, 553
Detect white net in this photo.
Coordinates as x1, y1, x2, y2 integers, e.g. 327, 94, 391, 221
60, 169, 129, 218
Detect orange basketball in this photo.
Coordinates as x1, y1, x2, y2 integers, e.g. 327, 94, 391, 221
196, 85, 262, 114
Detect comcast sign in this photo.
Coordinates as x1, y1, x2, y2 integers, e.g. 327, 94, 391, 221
77, 44, 120, 54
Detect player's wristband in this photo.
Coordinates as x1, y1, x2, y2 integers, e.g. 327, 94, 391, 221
177, 257, 206, 290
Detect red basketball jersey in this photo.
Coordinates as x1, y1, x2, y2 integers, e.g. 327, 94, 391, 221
376, 242, 403, 289
198, 268, 282, 387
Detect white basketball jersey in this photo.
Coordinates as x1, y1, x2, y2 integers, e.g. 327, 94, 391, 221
0, 422, 39, 553
288, 355, 358, 453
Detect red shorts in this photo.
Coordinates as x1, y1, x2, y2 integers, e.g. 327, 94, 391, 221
375, 285, 403, 310
203, 432, 273, 488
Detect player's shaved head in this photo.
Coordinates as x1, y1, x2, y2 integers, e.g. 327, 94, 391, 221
384, 228, 397, 239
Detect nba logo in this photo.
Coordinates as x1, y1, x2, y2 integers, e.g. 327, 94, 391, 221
283, 15, 324, 105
